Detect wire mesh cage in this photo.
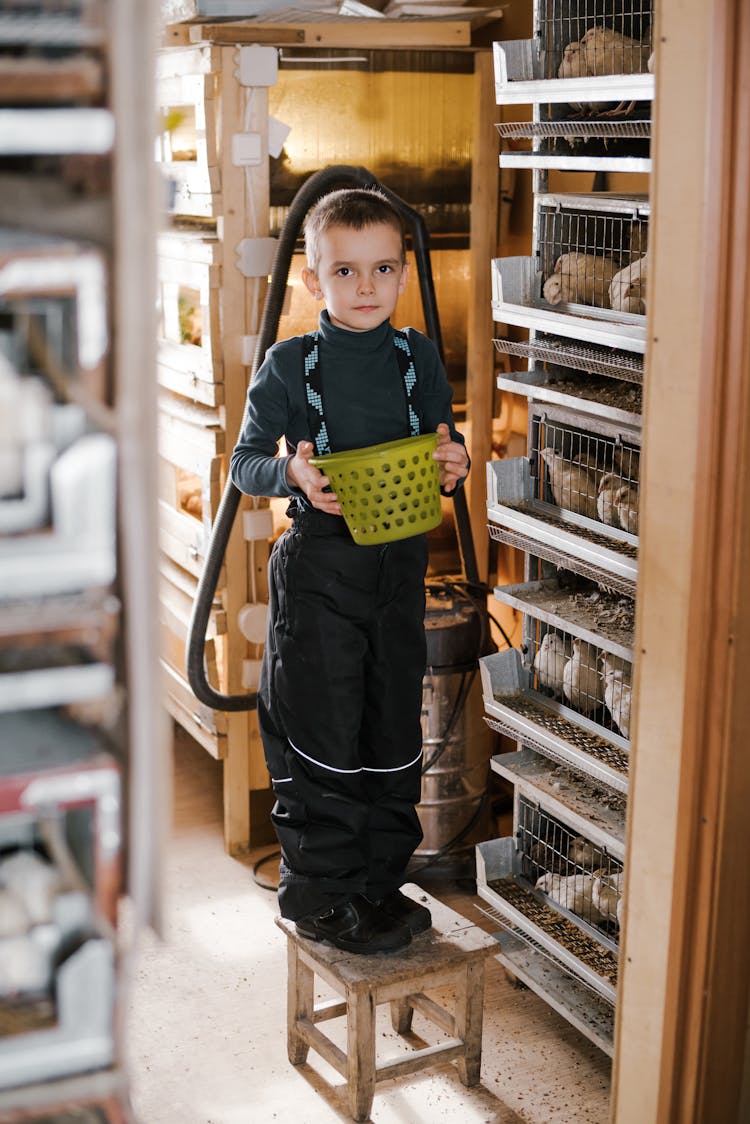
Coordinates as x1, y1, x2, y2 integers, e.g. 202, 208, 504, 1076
538, 199, 648, 313
531, 412, 641, 536
518, 797, 624, 936
539, 0, 654, 82
523, 617, 633, 740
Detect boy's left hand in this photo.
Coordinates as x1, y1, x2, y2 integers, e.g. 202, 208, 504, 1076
433, 422, 469, 494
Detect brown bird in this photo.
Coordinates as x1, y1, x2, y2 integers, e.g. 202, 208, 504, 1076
539, 446, 600, 520
596, 472, 621, 526
543, 251, 619, 309
609, 253, 648, 314
581, 26, 652, 77
615, 483, 639, 534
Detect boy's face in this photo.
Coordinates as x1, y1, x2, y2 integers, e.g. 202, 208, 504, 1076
302, 221, 409, 333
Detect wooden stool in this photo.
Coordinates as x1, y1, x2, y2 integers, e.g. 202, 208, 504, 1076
275, 884, 497, 1122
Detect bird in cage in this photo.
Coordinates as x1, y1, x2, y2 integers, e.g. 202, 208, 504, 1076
562, 637, 604, 715
533, 630, 571, 697
615, 482, 639, 534
558, 24, 652, 118
539, 446, 600, 520
596, 472, 621, 526
609, 253, 648, 315
568, 836, 599, 871
600, 655, 632, 739
580, 26, 653, 78
543, 251, 619, 309
611, 443, 641, 483
535, 871, 608, 925
591, 868, 624, 925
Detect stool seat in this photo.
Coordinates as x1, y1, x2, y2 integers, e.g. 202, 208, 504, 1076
276, 884, 497, 1122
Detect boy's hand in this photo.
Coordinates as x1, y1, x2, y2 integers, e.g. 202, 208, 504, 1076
286, 441, 342, 516
433, 422, 469, 493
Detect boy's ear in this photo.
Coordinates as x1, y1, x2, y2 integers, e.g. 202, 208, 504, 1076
301, 267, 322, 300
398, 260, 410, 295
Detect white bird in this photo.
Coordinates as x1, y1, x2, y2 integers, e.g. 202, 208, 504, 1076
597, 472, 621, 526
0, 850, 61, 926
609, 253, 648, 314
580, 26, 653, 77
563, 637, 604, 715
615, 483, 639, 534
533, 631, 571, 697
536, 871, 607, 925
602, 666, 632, 738
0, 888, 30, 938
539, 446, 600, 520
543, 251, 619, 309
647, 50, 655, 73
591, 868, 624, 923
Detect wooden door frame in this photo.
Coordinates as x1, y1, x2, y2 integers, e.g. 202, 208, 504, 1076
612, 0, 750, 1119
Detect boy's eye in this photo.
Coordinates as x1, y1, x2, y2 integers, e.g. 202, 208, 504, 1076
336, 267, 352, 277
377, 264, 393, 274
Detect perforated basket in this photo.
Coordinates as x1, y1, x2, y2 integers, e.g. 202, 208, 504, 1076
310, 433, 442, 546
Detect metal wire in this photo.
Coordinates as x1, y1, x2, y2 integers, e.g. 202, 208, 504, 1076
496, 120, 650, 139
492, 337, 644, 384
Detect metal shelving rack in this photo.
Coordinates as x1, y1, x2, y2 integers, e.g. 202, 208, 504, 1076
0, 2, 162, 1119
477, 0, 653, 1058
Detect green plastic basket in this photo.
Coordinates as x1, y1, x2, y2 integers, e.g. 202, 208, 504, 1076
310, 433, 442, 546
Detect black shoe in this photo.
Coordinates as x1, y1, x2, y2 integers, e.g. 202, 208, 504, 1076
296, 893, 412, 954
376, 889, 432, 935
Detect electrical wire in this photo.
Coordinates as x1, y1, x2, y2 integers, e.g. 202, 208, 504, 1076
252, 847, 281, 891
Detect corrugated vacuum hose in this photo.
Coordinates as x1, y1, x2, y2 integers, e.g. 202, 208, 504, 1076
186, 164, 479, 710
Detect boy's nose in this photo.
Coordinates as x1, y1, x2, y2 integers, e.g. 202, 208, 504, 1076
357, 275, 375, 294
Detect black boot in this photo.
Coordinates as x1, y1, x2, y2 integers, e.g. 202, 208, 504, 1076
296, 893, 411, 954
376, 889, 432, 935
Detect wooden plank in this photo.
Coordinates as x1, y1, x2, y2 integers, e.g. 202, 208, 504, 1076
159, 498, 212, 577
165, 690, 226, 759
158, 336, 222, 382
162, 660, 228, 736
158, 360, 224, 406
465, 48, 499, 587
0, 56, 104, 103
160, 572, 227, 639
188, 20, 472, 49
158, 392, 222, 428
611, 0, 741, 1118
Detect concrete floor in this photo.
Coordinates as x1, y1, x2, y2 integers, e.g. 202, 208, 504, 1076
125, 728, 611, 1124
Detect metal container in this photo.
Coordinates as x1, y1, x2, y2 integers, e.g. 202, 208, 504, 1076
413, 597, 495, 876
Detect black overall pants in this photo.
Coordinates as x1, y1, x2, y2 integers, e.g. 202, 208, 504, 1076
258, 507, 427, 921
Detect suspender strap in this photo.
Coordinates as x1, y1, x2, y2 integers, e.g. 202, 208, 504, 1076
303, 328, 420, 457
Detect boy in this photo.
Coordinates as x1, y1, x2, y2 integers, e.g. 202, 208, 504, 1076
230, 188, 469, 954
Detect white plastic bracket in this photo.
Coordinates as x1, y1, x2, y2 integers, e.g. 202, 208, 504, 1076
236, 237, 277, 278
241, 659, 264, 691
231, 132, 262, 167
243, 508, 274, 540
267, 115, 291, 159
237, 46, 279, 88
240, 335, 259, 366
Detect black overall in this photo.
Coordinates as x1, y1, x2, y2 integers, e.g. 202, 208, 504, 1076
258, 330, 427, 922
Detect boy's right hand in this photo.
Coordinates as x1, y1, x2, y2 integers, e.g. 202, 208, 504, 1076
286, 441, 342, 516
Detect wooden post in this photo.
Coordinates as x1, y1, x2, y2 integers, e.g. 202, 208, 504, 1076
465, 48, 499, 586
612, 0, 750, 1118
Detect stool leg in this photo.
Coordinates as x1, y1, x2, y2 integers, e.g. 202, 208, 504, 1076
347, 987, 376, 1123
390, 997, 414, 1035
287, 940, 313, 1065
454, 960, 485, 1086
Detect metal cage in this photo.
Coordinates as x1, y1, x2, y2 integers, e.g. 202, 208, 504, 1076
517, 797, 624, 936
537, 196, 648, 314
539, 0, 654, 81
531, 411, 641, 537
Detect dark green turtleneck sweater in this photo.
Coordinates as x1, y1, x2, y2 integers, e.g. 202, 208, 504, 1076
230, 310, 465, 511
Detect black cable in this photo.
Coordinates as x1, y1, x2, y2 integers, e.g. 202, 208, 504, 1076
252, 848, 281, 892
420, 668, 476, 776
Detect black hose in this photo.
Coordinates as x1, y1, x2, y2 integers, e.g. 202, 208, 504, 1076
186, 164, 481, 710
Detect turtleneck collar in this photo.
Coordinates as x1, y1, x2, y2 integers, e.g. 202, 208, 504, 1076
317, 308, 393, 351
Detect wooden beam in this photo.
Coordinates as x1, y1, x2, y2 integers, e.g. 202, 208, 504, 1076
612, 0, 750, 1118
465, 48, 499, 586
186, 20, 472, 49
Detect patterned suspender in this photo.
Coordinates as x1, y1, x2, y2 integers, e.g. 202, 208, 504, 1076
303, 328, 420, 457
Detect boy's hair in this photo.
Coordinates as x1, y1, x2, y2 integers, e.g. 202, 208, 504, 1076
303, 188, 407, 271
